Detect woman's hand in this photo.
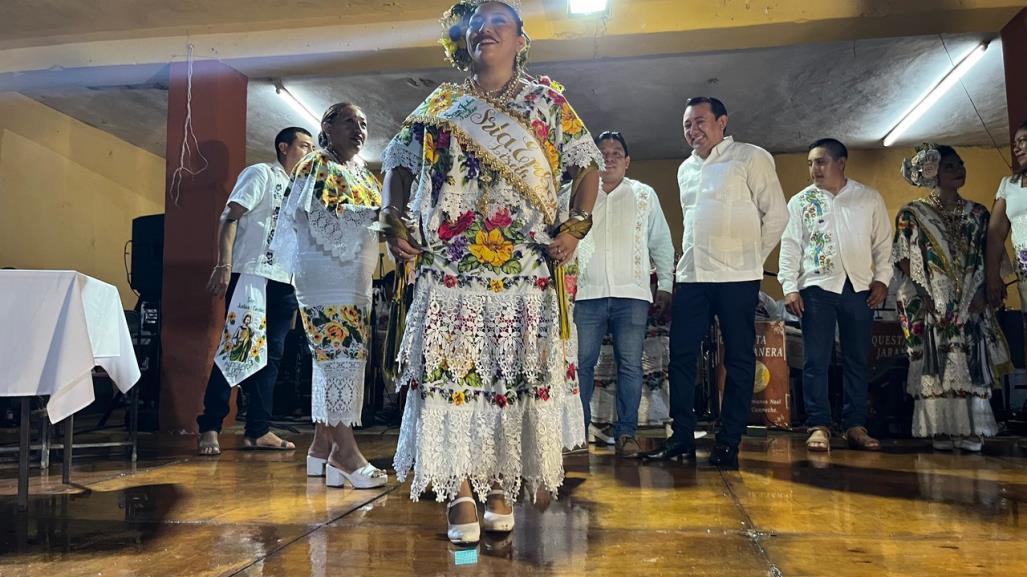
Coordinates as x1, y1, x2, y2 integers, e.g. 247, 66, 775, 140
986, 273, 1007, 307
387, 237, 422, 262
546, 232, 579, 266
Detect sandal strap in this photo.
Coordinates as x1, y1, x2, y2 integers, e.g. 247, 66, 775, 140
449, 496, 476, 508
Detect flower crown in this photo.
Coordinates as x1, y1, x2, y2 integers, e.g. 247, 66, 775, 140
439, 0, 529, 71
901, 143, 942, 189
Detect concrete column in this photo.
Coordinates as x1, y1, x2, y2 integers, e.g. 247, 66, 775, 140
160, 60, 247, 432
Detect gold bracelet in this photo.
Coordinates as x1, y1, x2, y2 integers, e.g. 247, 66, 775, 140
556, 215, 593, 240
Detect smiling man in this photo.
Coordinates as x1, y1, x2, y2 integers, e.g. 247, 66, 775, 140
642, 96, 787, 468
778, 138, 892, 454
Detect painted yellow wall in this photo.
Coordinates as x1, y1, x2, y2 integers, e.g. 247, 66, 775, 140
629, 145, 1016, 301
0, 92, 166, 308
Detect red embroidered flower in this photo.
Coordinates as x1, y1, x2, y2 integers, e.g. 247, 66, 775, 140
437, 130, 451, 150
535, 277, 549, 290
538, 387, 550, 401
564, 274, 577, 298
485, 208, 513, 231
495, 394, 508, 408
444, 275, 458, 288
538, 75, 552, 86
566, 363, 577, 381
439, 211, 475, 241
531, 119, 550, 142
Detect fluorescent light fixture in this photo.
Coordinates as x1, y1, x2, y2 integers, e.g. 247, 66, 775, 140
274, 80, 320, 128
882, 42, 988, 147
569, 0, 608, 15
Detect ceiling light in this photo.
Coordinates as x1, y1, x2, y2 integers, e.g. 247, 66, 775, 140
274, 80, 320, 129
569, 0, 608, 15
882, 42, 989, 147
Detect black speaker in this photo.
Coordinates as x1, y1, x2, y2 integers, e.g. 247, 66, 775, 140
131, 214, 164, 300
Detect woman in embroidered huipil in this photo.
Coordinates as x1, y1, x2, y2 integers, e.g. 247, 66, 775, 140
893, 144, 1012, 452
380, 0, 602, 545
271, 103, 387, 489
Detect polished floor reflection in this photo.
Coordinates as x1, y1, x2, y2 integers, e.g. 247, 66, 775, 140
2, 429, 1026, 576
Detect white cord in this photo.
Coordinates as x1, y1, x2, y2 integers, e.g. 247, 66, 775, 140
168, 43, 210, 206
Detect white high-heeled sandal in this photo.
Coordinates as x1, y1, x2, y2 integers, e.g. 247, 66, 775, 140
306, 455, 327, 477
325, 463, 388, 489
482, 489, 515, 532
447, 496, 481, 545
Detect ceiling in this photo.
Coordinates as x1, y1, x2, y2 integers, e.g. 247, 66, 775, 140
22, 32, 1010, 165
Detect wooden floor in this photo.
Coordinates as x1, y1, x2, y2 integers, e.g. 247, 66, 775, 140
2, 428, 1027, 577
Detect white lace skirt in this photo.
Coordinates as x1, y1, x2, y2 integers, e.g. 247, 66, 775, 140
293, 229, 376, 428
393, 278, 585, 504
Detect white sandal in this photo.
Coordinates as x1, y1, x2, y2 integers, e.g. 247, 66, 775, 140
447, 496, 481, 544
325, 463, 387, 489
482, 489, 515, 532
306, 455, 327, 477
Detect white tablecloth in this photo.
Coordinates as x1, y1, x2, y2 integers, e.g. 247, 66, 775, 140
0, 270, 141, 422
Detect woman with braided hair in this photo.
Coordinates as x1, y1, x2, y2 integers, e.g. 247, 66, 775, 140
380, 0, 602, 545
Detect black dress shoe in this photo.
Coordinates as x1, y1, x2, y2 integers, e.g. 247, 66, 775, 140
708, 443, 739, 469
640, 442, 696, 462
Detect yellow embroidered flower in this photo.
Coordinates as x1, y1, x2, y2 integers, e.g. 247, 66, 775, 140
250, 346, 260, 358
488, 279, 505, 293
423, 132, 437, 165
426, 89, 454, 117
316, 350, 330, 362
341, 306, 361, 325
324, 305, 337, 318
561, 105, 584, 136
324, 322, 348, 342
259, 318, 266, 330
542, 140, 560, 174
468, 229, 513, 267
453, 390, 466, 406
227, 311, 237, 324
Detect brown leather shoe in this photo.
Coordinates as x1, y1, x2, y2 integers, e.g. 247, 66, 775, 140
843, 426, 881, 451
615, 436, 641, 458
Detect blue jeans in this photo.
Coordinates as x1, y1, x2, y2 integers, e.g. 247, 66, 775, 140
800, 282, 873, 430
668, 281, 760, 449
197, 274, 298, 438
575, 297, 651, 439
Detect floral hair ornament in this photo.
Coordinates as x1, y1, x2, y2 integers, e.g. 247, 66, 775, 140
901, 143, 942, 188
439, 0, 529, 71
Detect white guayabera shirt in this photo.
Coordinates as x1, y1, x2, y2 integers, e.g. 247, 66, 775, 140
675, 137, 788, 283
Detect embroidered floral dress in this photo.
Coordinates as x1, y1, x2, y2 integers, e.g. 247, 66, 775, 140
271, 149, 382, 427
892, 198, 1012, 438
382, 79, 602, 502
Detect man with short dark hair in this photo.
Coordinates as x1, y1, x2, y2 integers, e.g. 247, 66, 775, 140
778, 138, 892, 453
642, 97, 787, 468
575, 131, 674, 458
196, 126, 313, 455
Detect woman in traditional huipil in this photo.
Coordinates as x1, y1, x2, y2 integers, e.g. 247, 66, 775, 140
380, 0, 602, 544
986, 120, 1027, 329
893, 143, 1012, 452
272, 102, 387, 488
